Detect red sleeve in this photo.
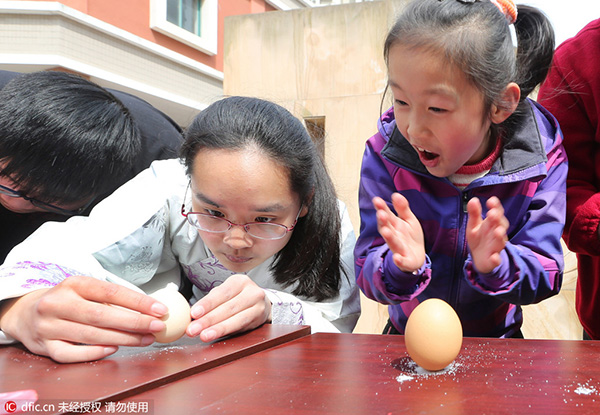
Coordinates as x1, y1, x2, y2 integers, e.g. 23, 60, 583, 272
538, 22, 600, 256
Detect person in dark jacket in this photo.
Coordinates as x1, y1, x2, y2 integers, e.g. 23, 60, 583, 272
0, 70, 184, 262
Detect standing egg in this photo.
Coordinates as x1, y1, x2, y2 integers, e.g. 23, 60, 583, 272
404, 298, 463, 371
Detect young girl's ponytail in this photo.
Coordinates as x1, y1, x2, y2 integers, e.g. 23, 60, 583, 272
513, 5, 555, 99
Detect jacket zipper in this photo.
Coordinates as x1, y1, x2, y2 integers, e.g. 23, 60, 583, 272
450, 190, 471, 305
461, 192, 469, 213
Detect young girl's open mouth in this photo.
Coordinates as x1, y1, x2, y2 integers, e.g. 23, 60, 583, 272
415, 146, 440, 167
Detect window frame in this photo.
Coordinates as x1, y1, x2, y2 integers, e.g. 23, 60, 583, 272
150, 0, 217, 56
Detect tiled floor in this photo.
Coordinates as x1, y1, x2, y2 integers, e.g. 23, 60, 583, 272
353, 239, 583, 340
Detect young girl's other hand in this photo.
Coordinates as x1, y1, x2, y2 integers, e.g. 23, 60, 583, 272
373, 193, 426, 273
466, 196, 509, 274
0, 276, 168, 363
187, 273, 271, 342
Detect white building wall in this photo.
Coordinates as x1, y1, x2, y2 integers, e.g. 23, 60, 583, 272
0, 2, 224, 127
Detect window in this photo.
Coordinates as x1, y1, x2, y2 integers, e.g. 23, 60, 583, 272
167, 0, 200, 36
150, 0, 217, 55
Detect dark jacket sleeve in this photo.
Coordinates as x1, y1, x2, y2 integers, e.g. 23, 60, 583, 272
109, 89, 184, 183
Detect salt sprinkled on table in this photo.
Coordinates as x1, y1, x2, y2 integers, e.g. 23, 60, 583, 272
396, 358, 463, 384
395, 374, 414, 384
574, 382, 597, 396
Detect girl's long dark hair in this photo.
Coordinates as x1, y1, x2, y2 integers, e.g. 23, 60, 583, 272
180, 96, 343, 301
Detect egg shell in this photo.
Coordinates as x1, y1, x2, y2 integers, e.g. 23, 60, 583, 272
150, 287, 192, 343
404, 298, 463, 371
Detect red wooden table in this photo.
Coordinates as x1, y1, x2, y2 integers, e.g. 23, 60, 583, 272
0, 324, 310, 414
111, 333, 600, 414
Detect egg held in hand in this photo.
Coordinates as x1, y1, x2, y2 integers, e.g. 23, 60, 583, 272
404, 298, 463, 371
149, 287, 192, 343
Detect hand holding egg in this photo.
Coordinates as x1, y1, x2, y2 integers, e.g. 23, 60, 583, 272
404, 298, 463, 371
149, 285, 192, 343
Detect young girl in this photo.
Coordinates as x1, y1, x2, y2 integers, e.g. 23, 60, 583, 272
0, 96, 360, 362
354, 0, 567, 338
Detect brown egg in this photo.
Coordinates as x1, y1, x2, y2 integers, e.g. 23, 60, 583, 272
150, 287, 192, 343
404, 298, 463, 371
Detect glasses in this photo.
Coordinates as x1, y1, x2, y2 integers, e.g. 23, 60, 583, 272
181, 186, 302, 241
0, 184, 95, 216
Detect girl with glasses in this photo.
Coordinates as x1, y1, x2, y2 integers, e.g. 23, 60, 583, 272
0, 96, 360, 363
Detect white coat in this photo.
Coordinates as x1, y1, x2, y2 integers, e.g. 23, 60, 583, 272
0, 159, 361, 344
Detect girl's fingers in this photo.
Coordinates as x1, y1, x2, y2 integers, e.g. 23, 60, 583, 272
192, 290, 266, 333
379, 223, 406, 255
38, 295, 165, 336
188, 275, 269, 340
190, 275, 245, 319
59, 276, 167, 318
372, 196, 390, 212
375, 194, 410, 230
486, 196, 503, 212
45, 340, 119, 364
466, 197, 482, 218
38, 317, 158, 347
390, 193, 410, 218
466, 198, 484, 235
375, 209, 392, 233
197, 305, 268, 343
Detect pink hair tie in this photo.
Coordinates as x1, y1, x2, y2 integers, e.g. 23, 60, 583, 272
490, 0, 518, 24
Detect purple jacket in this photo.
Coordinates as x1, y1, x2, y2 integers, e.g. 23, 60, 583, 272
354, 99, 567, 337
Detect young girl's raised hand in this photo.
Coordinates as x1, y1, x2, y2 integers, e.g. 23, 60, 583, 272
373, 193, 426, 273
187, 274, 271, 342
466, 196, 509, 274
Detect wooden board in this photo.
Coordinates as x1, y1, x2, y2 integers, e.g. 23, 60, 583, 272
0, 324, 310, 414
